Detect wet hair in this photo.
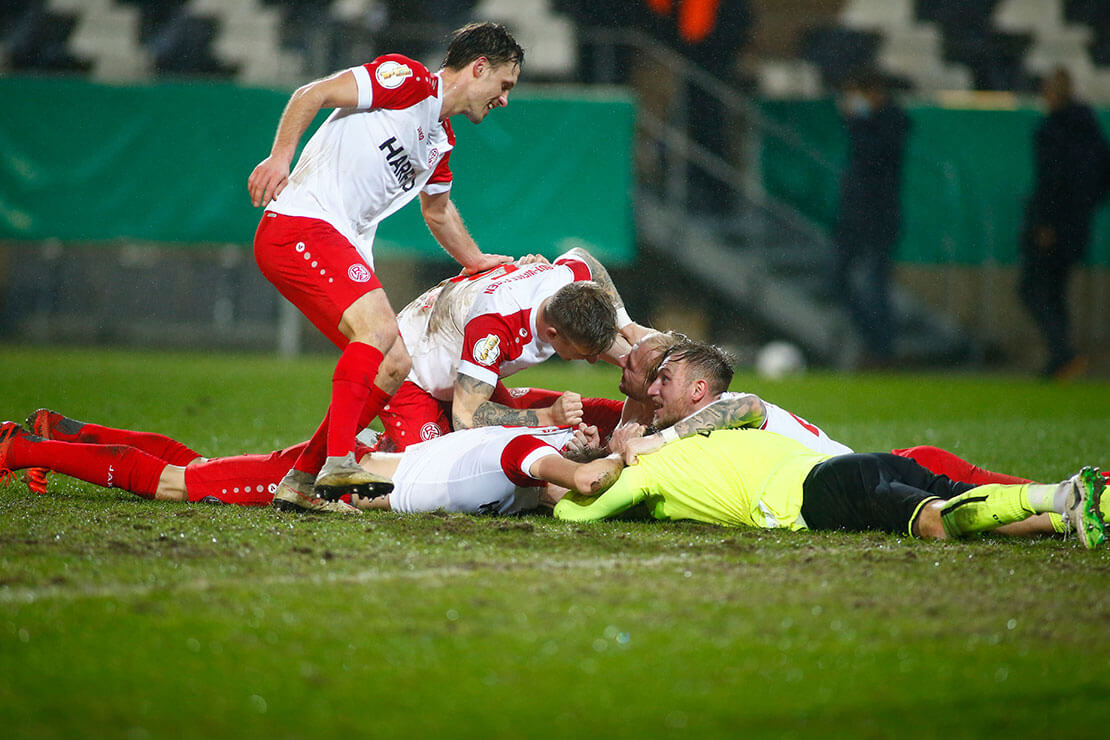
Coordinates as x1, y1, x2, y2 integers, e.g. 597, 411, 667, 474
661, 340, 735, 396
442, 22, 524, 71
544, 281, 617, 354
639, 331, 687, 384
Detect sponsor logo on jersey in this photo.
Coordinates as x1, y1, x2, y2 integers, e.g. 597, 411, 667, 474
508, 386, 531, 398
483, 263, 551, 294
379, 136, 416, 191
348, 264, 372, 283
420, 422, 442, 441
417, 127, 425, 141
427, 147, 439, 165
473, 334, 501, 366
375, 61, 412, 89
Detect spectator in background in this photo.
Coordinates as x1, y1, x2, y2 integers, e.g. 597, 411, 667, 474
1018, 66, 1110, 381
643, 0, 753, 212
830, 69, 910, 367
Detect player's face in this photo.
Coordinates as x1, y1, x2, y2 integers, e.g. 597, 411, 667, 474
647, 358, 696, 428
618, 341, 662, 401
466, 59, 519, 123
550, 334, 601, 363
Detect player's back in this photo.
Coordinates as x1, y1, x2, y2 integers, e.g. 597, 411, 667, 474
387, 425, 573, 514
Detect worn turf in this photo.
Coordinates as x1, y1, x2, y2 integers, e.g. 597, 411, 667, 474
1, 345, 1107, 739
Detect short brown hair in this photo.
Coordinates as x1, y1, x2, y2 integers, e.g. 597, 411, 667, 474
662, 340, 735, 396
545, 281, 617, 354
443, 22, 524, 71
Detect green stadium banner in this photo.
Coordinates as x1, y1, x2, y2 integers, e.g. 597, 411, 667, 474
0, 78, 636, 264
759, 99, 1110, 266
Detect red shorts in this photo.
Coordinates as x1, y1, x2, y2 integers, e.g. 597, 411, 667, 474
254, 212, 382, 348
377, 381, 452, 451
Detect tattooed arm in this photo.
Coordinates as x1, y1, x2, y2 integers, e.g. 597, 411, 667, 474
451, 374, 584, 430
561, 247, 651, 349
612, 393, 768, 464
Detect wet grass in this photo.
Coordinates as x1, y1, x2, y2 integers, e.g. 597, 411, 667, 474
1, 345, 1108, 738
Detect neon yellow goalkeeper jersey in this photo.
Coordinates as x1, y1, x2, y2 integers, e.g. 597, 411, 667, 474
554, 429, 832, 529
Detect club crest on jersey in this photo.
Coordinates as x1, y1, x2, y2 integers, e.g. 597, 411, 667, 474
376, 61, 412, 89
508, 387, 531, 398
420, 422, 442, 441
473, 334, 501, 366
348, 264, 372, 283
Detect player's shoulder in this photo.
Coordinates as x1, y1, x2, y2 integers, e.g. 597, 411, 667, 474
364, 54, 437, 96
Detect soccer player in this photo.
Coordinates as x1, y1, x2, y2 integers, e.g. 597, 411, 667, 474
248, 23, 522, 507
378, 247, 649, 451
553, 345, 1107, 548
0, 412, 618, 516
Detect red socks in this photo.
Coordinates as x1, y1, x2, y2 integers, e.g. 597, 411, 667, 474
293, 342, 387, 473
893, 446, 1031, 486
7, 435, 164, 498
43, 416, 201, 466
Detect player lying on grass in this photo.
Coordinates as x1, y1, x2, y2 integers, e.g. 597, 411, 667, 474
553, 341, 1107, 548
604, 332, 1110, 536
0, 412, 619, 516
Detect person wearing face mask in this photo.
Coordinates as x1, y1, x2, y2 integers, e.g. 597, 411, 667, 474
1017, 66, 1110, 381
829, 69, 911, 368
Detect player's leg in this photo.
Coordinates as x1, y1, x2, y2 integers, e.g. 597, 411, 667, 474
20, 409, 204, 495
892, 445, 1086, 536
26, 408, 203, 465
800, 453, 974, 536
253, 214, 395, 504
1, 421, 169, 500
186, 446, 361, 510
892, 445, 1030, 485
932, 467, 1105, 548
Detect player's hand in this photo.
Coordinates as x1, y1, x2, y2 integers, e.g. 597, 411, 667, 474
549, 391, 583, 427
562, 423, 603, 461
248, 154, 293, 208
609, 422, 654, 465
517, 254, 551, 265
461, 253, 513, 275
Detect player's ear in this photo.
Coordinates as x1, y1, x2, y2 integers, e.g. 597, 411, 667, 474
472, 56, 487, 77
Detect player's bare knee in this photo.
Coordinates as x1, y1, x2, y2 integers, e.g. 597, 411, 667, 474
380, 343, 411, 388
911, 501, 948, 540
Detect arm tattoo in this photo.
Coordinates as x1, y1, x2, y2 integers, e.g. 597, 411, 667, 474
453, 373, 541, 429
471, 402, 541, 428
566, 247, 625, 312
669, 395, 767, 439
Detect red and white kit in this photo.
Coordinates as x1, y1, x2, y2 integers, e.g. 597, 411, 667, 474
389, 425, 574, 514
381, 253, 594, 447
267, 54, 454, 267
722, 393, 854, 457
255, 54, 454, 344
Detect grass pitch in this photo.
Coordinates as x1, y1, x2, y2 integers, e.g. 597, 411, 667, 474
1, 345, 1107, 739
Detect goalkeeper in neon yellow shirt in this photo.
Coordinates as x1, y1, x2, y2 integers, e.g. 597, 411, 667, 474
554, 342, 1106, 548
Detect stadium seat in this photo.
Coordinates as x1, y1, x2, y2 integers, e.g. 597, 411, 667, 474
798, 25, 882, 87
3, 1, 92, 73
148, 11, 238, 77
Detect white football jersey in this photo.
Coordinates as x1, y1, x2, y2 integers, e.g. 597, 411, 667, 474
721, 392, 853, 456
389, 425, 575, 515
396, 253, 593, 400
266, 54, 454, 268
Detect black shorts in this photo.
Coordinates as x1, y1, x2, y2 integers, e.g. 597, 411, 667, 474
800, 453, 977, 535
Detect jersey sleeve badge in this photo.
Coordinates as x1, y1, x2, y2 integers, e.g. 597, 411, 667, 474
376, 61, 413, 89
472, 334, 502, 366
